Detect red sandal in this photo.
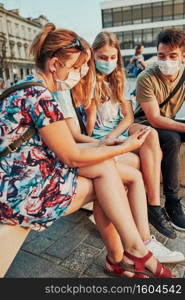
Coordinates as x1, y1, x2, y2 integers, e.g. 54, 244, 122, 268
104, 255, 127, 277
120, 250, 174, 278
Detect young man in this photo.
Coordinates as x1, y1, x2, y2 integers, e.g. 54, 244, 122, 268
135, 28, 185, 233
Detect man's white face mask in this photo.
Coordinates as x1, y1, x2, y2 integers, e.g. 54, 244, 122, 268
157, 59, 181, 76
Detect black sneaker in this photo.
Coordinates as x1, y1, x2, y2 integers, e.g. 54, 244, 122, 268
165, 198, 185, 231
148, 205, 177, 239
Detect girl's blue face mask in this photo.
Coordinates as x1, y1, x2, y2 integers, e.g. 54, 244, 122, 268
95, 59, 117, 75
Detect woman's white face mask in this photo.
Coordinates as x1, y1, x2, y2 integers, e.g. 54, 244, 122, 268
157, 59, 181, 76
56, 63, 89, 90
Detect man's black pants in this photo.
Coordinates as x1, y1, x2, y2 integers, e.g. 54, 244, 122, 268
142, 120, 185, 203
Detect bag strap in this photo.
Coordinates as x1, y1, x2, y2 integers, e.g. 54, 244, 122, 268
70, 90, 88, 135
159, 69, 185, 109
134, 69, 185, 119
0, 82, 46, 159
0, 81, 45, 101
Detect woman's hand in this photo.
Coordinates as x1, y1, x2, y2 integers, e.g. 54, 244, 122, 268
120, 127, 151, 151
98, 137, 124, 146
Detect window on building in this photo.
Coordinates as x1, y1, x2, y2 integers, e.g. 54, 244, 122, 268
33, 30, 37, 38
5, 68, 10, 80
174, 0, 184, 19
0, 17, 3, 32
153, 27, 162, 45
152, 1, 163, 22
20, 68, 24, 79
133, 30, 142, 47
102, 9, 113, 28
15, 23, 20, 37
123, 31, 133, 49
28, 28, 31, 40
163, 0, 173, 20
142, 3, 152, 23
17, 42, 22, 58
21, 25, 25, 38
122, 6, 132, 25
115, 32, 124, 49
143, 28, 153, 47
132, 5, 142, 24
7, 21, 12, 35
112, 7, 122, 26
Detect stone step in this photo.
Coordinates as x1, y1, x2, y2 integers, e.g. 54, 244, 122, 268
0, 224, 30, 277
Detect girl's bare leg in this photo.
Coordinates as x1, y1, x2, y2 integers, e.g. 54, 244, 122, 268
129, 124, 162, 205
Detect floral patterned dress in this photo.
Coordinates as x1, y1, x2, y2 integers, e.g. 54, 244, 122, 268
0, 75, 78, 231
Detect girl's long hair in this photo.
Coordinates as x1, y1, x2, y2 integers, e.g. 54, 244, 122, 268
92, 31, 125, 104
29, 23, 95, 108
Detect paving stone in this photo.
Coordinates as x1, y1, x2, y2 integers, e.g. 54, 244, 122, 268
41, 218, 76, 241
61, 243, 101, 274
63, 210, 89, 223
83, 227, 105, 250
172, 264, 185, 278
22, 235, 55, 255
176, 231, 185, 240
40, 253, 62, 265
23, 230, 39, 244
45, 223, 90, 260
165, 237, 185, 255
93, 249, 107, 266
163, 263, 185, 278
83, 262, 110, 278
5, 250, 77, 278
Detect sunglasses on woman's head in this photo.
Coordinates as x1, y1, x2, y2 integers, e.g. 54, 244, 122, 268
52, 37, 84, 57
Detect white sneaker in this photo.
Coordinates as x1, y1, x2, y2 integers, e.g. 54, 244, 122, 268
146, 235, 185, 264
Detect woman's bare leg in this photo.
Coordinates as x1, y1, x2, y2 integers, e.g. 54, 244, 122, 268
116, 163, 150, 242
129, 124, 162, 205
93, 163, 151, 271
116, 152, 140, 169
77, 160, 159, 274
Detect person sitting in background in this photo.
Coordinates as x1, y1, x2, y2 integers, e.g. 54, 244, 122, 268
129, 44, 147, 78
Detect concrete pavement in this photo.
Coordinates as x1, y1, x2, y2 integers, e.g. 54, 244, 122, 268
5, 187, 185, 278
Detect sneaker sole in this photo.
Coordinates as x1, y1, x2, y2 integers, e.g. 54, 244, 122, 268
171, 222, 185, 232
158, 258, 185, 264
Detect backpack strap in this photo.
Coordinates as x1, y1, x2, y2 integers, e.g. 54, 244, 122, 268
0, 81, 45, 101
0, 82, 46, 160
134, 69, 185, 119
70, 90, 88, 135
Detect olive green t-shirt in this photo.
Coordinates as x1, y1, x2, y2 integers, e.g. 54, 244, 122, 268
135, 64, 185, 123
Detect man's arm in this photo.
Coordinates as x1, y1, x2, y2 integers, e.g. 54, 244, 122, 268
136, 72, 185, 132
141, 100, 185, 132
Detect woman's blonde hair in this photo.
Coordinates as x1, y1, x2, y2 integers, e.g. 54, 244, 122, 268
29, 23, 95, 108
92, 31, 125, 104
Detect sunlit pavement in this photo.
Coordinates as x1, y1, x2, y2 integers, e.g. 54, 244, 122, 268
5, 186, 185, 278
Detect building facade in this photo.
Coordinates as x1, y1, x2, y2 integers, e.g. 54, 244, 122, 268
0, 3, 48, 85
100, 0, 185, 65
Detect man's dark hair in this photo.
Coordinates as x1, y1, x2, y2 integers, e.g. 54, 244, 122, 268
157, 28, 185, 50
